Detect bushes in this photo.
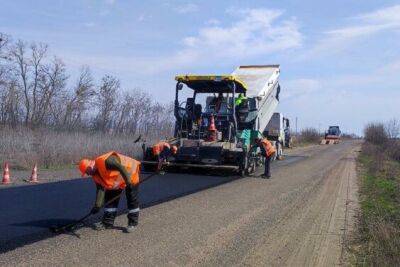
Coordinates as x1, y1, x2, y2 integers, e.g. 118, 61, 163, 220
298, 127, 320, 144
363, 121, 400, 162
364, 123, 388, 146
386, 139, 400, 161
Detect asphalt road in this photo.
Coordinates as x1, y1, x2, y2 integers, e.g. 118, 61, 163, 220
0, 172, 236, 252
1, 142, 360, 266
0, 154, 306, 254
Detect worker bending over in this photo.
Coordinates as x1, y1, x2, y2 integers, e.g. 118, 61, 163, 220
152, 142, 178, 172
79, 151, 141, 233
255, 138, 276, 179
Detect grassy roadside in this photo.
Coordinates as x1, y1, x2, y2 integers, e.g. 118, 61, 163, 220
351, 142, 400, 265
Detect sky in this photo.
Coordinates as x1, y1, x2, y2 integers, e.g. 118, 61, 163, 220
1, 0, 399, 135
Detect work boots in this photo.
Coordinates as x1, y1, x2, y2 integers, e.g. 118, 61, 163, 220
125, 224, 135, 233
125, 219, 138, 233
93, 209, 117, 230
125, 210, 139, 233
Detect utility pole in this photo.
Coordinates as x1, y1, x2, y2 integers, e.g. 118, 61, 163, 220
295, 117, 298, 135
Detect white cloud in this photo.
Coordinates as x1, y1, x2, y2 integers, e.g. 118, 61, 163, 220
179, 8, 301, 63
356, 4, 400, 24
279, 57, 400, 135
174, 3, 198, 14
63, 8, 302, 76
304, 5, 400, 58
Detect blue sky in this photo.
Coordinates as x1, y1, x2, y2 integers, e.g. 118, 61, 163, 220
1, 0, 399, 135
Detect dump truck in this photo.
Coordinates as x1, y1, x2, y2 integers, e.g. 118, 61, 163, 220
143, 65, 282, 175
320, 126, 341, 144
264, 112, 292, 159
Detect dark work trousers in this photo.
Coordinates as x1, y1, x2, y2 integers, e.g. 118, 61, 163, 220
103, 184, 140, 226
264, 155, 272, 177
159, 147, 171, 161
158, 147, 171, 170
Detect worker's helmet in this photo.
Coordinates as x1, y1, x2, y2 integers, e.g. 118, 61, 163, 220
171, 145, 178, 154
79, 158, 95, 177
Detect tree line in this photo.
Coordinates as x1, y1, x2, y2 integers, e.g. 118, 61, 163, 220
0, 32, 174, 138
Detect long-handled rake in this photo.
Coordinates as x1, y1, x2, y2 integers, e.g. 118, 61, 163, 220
49, 172, 160, 234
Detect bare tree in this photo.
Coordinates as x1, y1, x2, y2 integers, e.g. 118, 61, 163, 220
0, 33, 19, 126
364, 123, 388, 145
0, 80, 21, 126
114, 92, 132, 134
94, 75, 120, 132
35, 56, 68, 125
385, 118, 400, 139
0, 32, 10, 59
61, 66, 95, 129
0, 32, 176, 141
113, 89, 153, 135
0, 33, 11, 83
10, 40, 31, 125
29, 42, 48, 124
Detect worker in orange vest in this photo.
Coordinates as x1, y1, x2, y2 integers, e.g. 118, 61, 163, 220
255, 138, 276, 178
152, 142, 178, 172
79, 151, 141, 233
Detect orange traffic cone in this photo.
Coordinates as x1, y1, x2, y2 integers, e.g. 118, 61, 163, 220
25, 164, 39, 183
208, 114, 217, 131
207, 114, 217, 142
2, 162, 11, 184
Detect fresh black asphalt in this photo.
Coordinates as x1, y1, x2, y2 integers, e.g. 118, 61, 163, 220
0, 156, 306, 253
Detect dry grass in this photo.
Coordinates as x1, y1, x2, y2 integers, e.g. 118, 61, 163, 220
0, 126, 147, 169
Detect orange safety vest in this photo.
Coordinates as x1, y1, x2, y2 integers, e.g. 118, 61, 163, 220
152, 142, 170, 156
261, 139, 276, 157
92, 151, 140, 190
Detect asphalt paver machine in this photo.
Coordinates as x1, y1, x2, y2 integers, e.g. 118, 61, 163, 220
143, 65, 281, 175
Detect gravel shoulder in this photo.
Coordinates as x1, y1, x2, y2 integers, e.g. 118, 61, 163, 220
0, 141, 360, 266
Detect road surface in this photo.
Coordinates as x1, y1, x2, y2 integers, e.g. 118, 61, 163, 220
0, 141, 360, 266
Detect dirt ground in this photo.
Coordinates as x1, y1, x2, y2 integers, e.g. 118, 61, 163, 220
0, 141, 360, 266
